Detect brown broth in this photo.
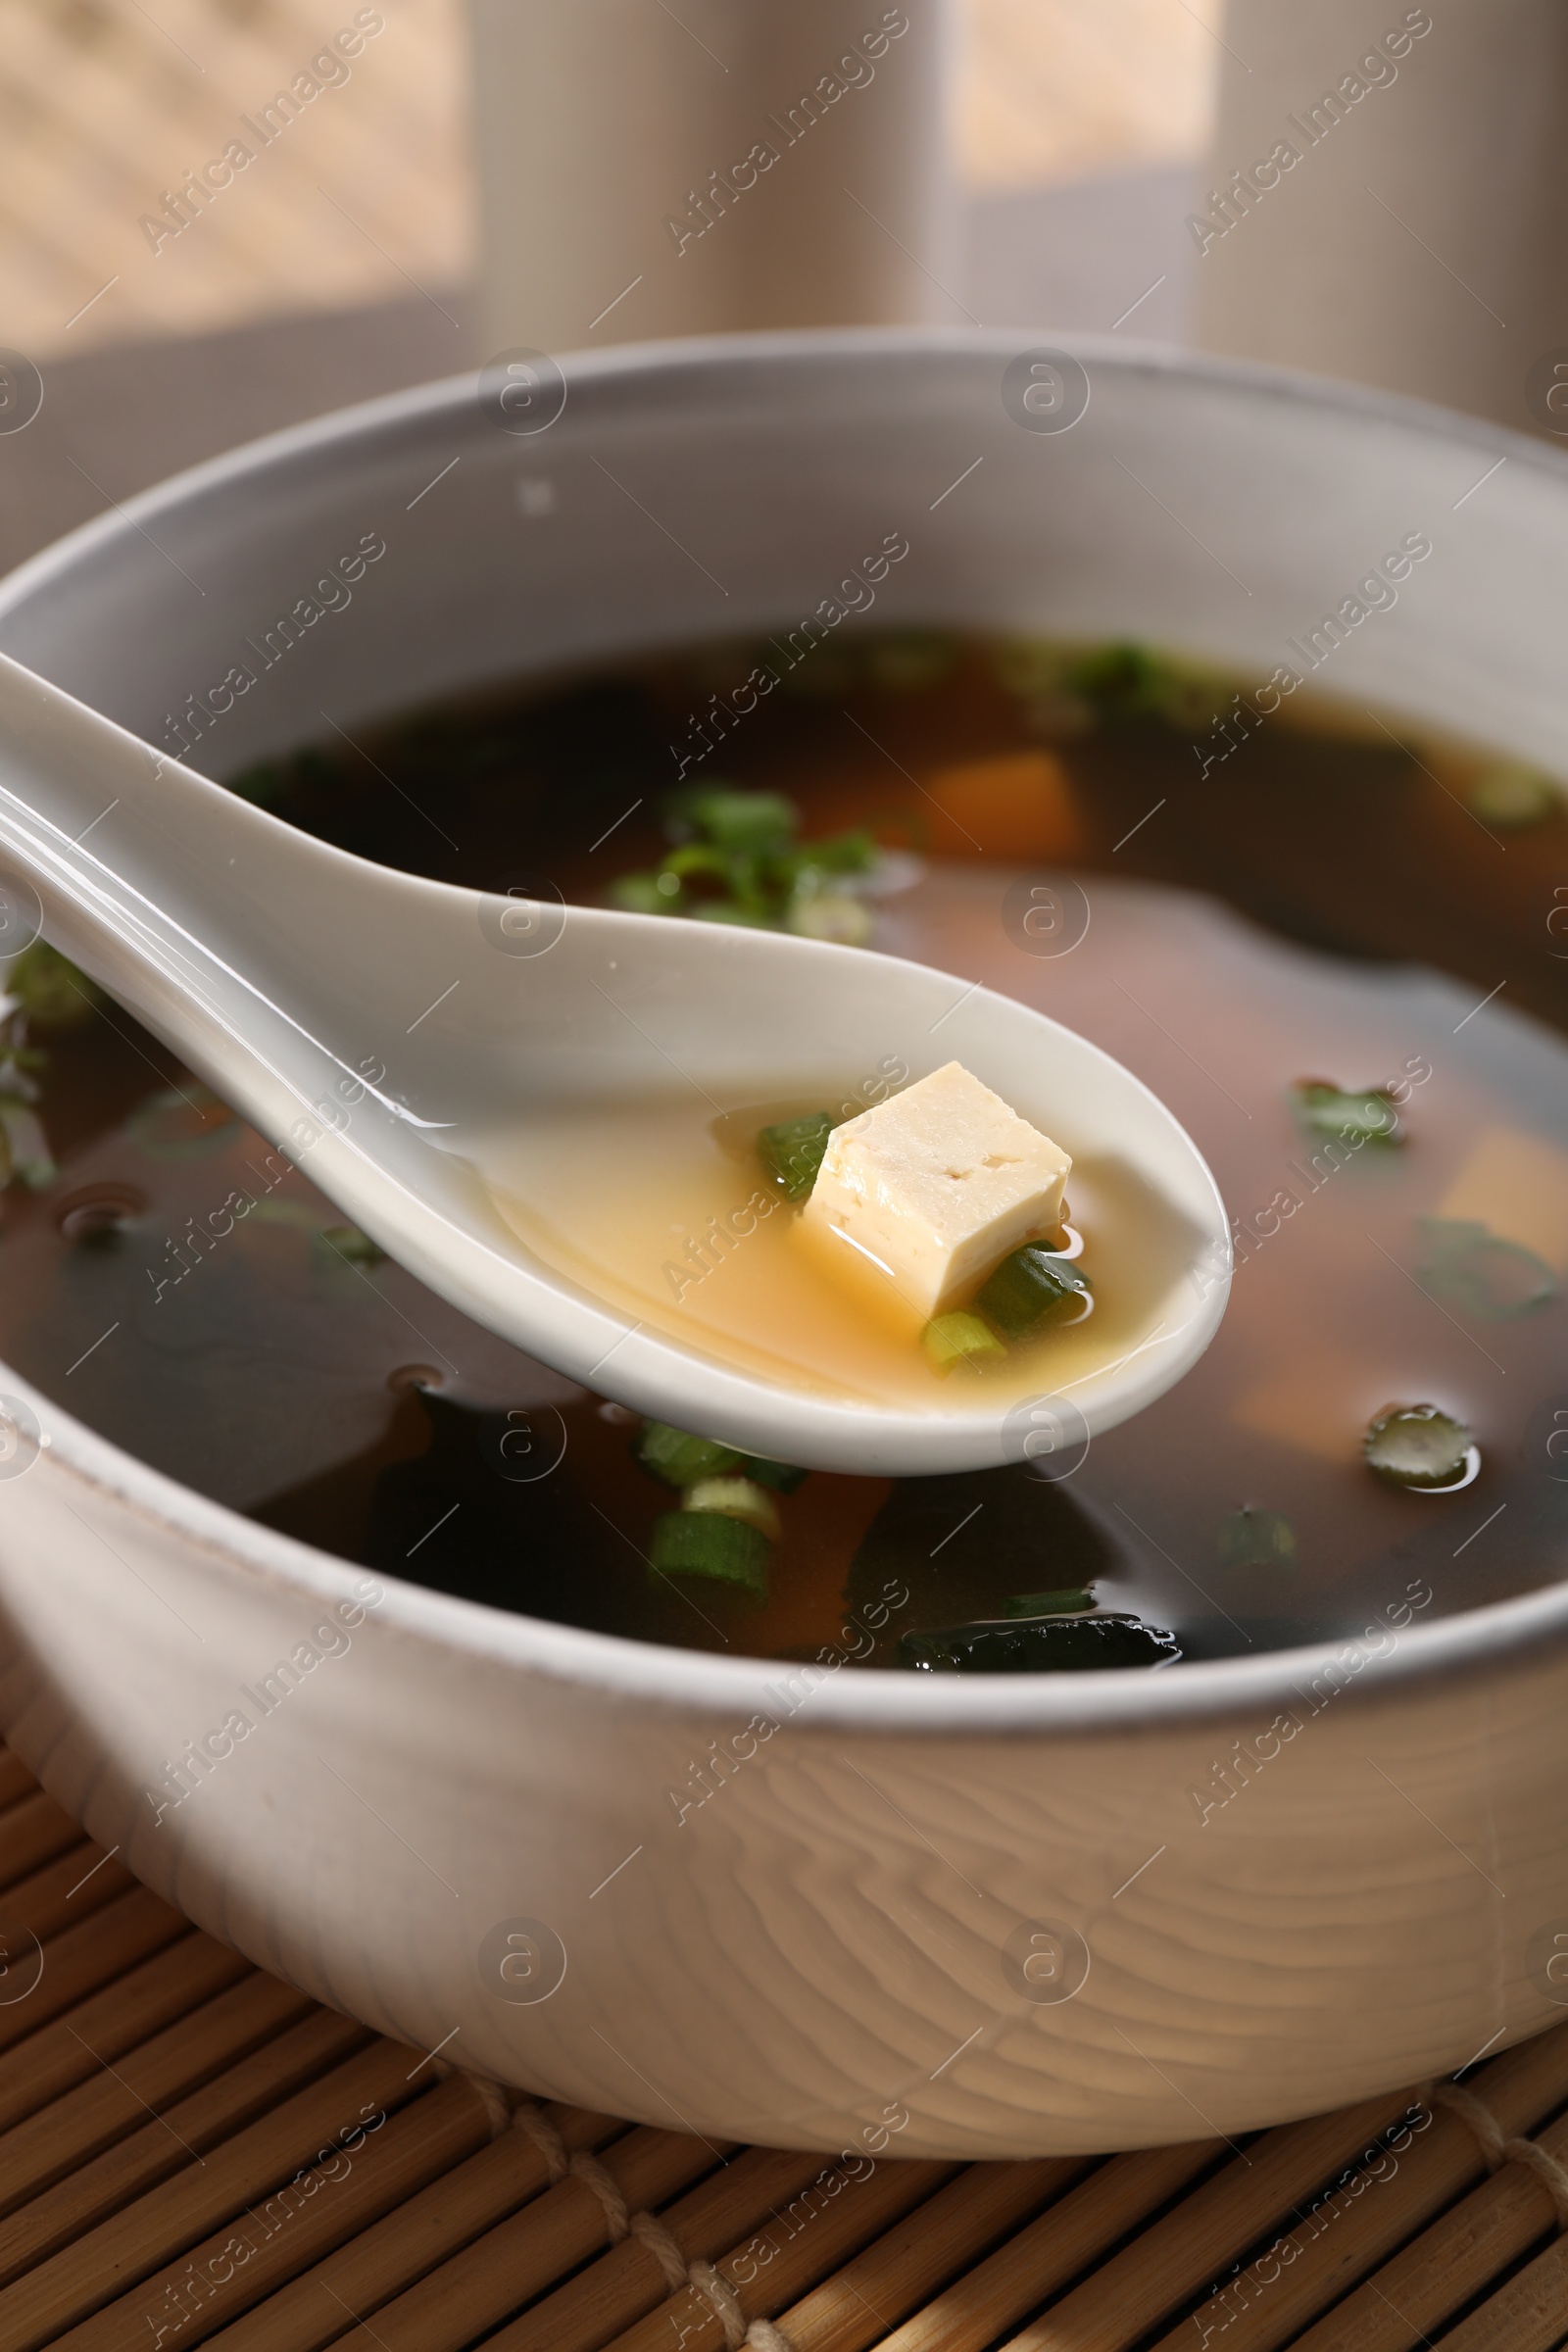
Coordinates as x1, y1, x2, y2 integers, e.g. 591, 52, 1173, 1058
3, 631, 1566, 1668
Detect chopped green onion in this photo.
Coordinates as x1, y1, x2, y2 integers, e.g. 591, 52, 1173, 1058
974, 1247, 1091, 1341
1291, 1080, 1400, 1146
796, 828, 877, 877
1363, 1402, 1473, 1490
1000, 1588, 1095, 1617
612, 782, 882, 936
897, 1613, 1179, 1673
668, 788, 798, 855
742, 1455, 808, 1494
649, 1509, 770, 1598
920, 1312, 1006, 1377
663, 844, 738, 882
1062, 642, 1171, 722
634, 1422, 744, 1488
757, 1112, 835, 1201
682, 1476, 780, 1541
1216, 1507, 1298, 1569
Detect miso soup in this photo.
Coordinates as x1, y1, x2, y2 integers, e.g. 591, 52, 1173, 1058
5, 631, 1565, 1671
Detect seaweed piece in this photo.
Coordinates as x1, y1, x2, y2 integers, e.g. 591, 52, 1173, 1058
846, 1465, 1127, 1641
360, 1389, 622, 1623
999, 1587, 1095, 1616
897, 1613, 1179, 1672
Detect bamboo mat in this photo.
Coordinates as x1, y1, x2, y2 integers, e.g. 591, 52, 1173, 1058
3, 1745, 1567, 2352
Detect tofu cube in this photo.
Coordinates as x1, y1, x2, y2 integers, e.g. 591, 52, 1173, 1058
803, 1061, 1071, 1321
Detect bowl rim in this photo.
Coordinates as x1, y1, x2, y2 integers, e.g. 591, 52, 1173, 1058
4, 320, 1566, 1737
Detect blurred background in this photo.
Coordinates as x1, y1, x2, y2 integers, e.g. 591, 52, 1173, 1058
0, 0, 1217, 357
6, 0, 1556, 576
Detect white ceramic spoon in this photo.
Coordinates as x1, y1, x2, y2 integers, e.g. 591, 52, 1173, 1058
0, 652, 1231, 1475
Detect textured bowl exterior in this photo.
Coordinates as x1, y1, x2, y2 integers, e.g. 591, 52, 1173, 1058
0, 332, 1565, 2157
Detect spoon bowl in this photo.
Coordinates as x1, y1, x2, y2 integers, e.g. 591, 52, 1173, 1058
0, 648, 1230, 1474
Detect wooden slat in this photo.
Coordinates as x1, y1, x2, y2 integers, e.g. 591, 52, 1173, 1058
0, 1756, 37, 1813
605, 2157, 963, 2352
0, 1932, 248, 2134
1150, 2024, 1568, 2352
871, 2140, 1220, 2352
0, 1791, 82, 1892
206, 2105, 628, 2352
1437, 2230, 1568, 2352
0, 2034, 428, 2350
350, 2124, 741, 2352
0, 1968, 309, 2220
771, 2155, 1094, 2352
999, 2085, 1429, 2352
0, 1886, 188, 2058
489, 2144, 855, 2352
54, 2074, 505, 2352
0, 2006, 368, 2291
1291, 2107, 1568, 2352
0, 1841, 134, 1948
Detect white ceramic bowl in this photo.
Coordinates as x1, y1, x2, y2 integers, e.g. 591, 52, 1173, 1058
0, 330, 1565, 2160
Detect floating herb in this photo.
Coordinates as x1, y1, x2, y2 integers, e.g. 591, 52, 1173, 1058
975, 1246, 1091, 1341
1291, 1079, 1401, 1146
681, 1476, 781, 1541
920, 1312, 1006, 1377
610, 782, 879, 937
649, 1510, 770, 1597
1363, 1402, 1474, 1490
634, 1422, 744, 1489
